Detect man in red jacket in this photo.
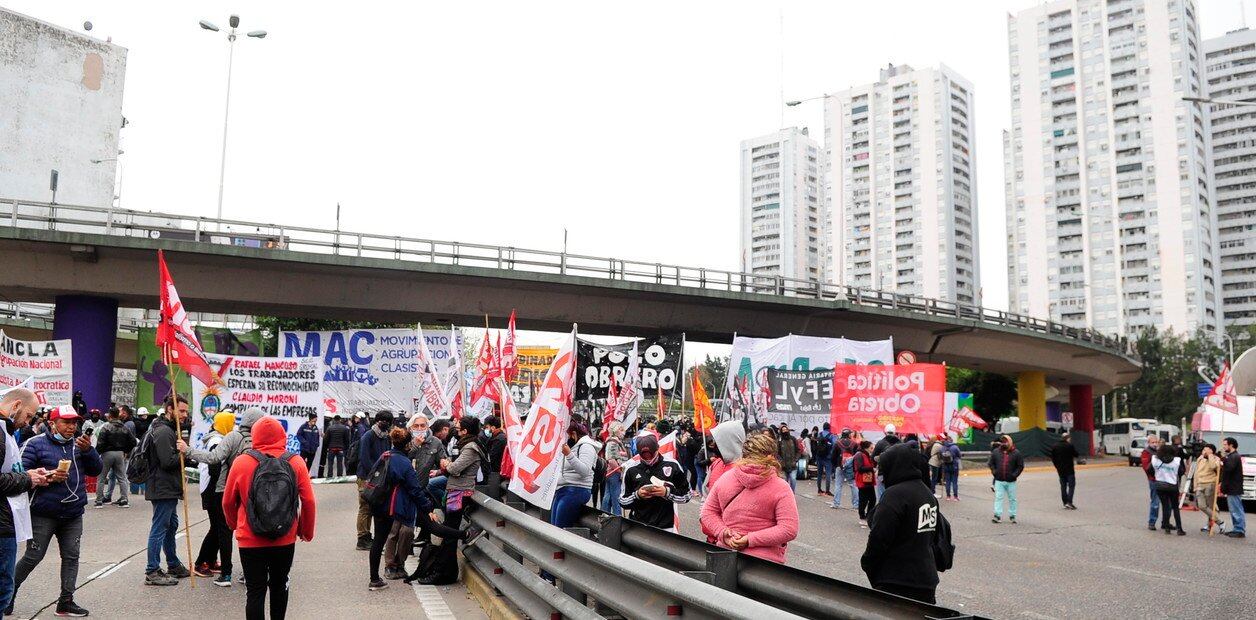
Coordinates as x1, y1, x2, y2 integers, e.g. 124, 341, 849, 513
223, 417, 316, 620
1139, 435, 1162, 531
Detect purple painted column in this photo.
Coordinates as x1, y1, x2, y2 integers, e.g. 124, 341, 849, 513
52, 295, 118, 412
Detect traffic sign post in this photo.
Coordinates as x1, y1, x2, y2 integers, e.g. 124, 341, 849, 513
897, 350, 916, 365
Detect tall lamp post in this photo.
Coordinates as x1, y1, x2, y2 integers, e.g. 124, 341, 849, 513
200, 15, 267, 229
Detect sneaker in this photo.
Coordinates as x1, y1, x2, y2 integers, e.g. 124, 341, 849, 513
115, 499, 129, 508
858, 520, 868, 528
145, 570, 177, 586
54, 600, 89, 617
992, 515, 1001, 524
933, 493, 941, 499
1176, 529, 1186, 536
1066, 504, 1077, 510
1148, 523, 1157, 531
213, 573, 232, 588
93, 500, 104, 509
368, 579, 389, 591
166, 565, 191, 579
238, 575, 247, 584
1009, 516, 1017, 524
209, 562, 222, 574
1225, 531, 1246, 538
192, 563, 214, 578
463, 526, 486, 547
356, 537, 371, 551
383, 568, 406, 581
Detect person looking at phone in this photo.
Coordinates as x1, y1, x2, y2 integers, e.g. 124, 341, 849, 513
8, 405, 101, 617
620, 434, 691, 533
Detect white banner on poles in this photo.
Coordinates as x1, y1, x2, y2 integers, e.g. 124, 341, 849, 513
726, 335, 893, 411
509, 327, 578, 509
191, 353, 325, 454
0, 330, 72, 406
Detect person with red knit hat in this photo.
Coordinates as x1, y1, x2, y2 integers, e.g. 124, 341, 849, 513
222, 416, 316, 620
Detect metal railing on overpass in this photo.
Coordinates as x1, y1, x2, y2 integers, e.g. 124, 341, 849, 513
464, 488, 981, 619
1, 197, 1132, 357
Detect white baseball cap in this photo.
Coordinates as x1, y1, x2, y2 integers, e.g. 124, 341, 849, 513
884, 423, 897, 434
137, 406, 150, 417
354, 411, 366, 419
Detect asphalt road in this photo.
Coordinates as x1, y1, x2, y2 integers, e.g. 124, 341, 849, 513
7, 482, 486, 619
677, 461, 1254, 619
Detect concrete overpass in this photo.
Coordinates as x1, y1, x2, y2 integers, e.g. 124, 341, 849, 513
1, 198, 1140, 444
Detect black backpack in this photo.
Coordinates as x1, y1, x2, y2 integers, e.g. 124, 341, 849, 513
126, 428, 154, 484
359, 452, 393, 506
815, 434, 833, 459
244, 450, 300, 539
346, 438, 361, 474
933, 510, 955, 572
940, 446, 955, 465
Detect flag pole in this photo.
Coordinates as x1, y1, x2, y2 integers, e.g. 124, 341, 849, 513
665, 334, 685, 420
165, 353, 196, 588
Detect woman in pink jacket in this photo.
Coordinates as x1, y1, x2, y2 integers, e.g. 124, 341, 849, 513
699, 431, 800, 563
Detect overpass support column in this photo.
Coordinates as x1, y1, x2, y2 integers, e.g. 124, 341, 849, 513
52, 295, 118, 412
1016, 371, 1047, 431
1069, 384, 1095, 456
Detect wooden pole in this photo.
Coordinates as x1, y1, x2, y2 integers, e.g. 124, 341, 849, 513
167, 362, 196, 588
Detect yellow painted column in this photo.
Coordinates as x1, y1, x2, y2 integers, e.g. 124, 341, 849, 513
1017, 371, 1047, 430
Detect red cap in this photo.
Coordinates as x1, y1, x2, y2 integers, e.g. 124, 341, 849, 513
49, 405, 82, 421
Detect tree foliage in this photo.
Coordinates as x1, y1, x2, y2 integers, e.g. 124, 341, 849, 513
1112, 327, 1226, 423
946, 366, 1016, 427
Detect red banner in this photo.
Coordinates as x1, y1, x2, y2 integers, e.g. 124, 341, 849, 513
830, 363, 945, 436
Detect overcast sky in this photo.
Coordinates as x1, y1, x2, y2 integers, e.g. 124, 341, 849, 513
10, 0, 1252, 353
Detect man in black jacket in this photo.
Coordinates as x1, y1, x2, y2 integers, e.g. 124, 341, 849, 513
860, 442, 940, 604
323, 415, 352, 478
0, 389, 50, 615
987, 435, 1025, 524
620, 434, 691, 531
1220, 437, 1247, 538
94, 408, 137, 508
143, 395, 192, 586
1050, 434, 1080, 510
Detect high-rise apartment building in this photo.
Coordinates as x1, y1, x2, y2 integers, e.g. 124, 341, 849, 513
1205, 28, 1256, 326
1005, 0, 1220, 336
823, 64, 979, 303
739, 127, 824, 281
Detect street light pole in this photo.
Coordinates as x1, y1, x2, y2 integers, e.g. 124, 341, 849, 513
200, 16, 267, 231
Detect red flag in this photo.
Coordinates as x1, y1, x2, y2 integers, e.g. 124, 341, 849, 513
470, 332, 499, 406
156, 250, 217, 387
501, 310, 518, 382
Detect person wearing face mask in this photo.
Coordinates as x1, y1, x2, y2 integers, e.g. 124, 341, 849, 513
80, 409, 105, 448
296, 413, 322, 476
620, 434, 691, 532
0, 389, 52, 616
9, 405, 102, 617
480, 416, 507, 492
378, 414, 443, 580
987, 435, 1024, 524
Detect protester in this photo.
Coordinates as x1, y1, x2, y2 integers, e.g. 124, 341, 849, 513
407, 416, 483, 586
706, 421, 746, 492
927, 435, 944, 498
940, 434, 961, 501
1151, 444, 1186, 535
796, 428, 812, 483
682, 428, 702, 498
873, 424, 900, 500
1049, 433, 1080, 510
853, 440, 877, 526
1219, 437, 1247, 538
8, 405, 101, 617
378, 414, 445, 581
553, 423, 599, 529
860, 443, 941, 604
1191, 443, 1224, 533
621, 434, 691, 532
119, 405, 136, 436
81, 409, 105, 448
193, 412, 237, 586
355, 412, 393, 550
351, 412, 369, 439
143, 395, 193, 586
222, 416, 317, 620
0, 389, 51, 615
777, 424, 799, 492
814, 423, 835, 497
831, 429, 859, 509
1140, 435, 1163, 531
423, 419, 455, 505
296, 413, 322, 475
133, 407, 152, 440
323, 414, 352, 478
601, 422, 630, 515
94, 406, 137, 508
699, 431, 799, 563
184, 400, 265, 575
480, 415, 507, 493
988, 434, 1023, 524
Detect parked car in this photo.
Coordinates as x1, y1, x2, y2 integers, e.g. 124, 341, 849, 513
1127, 437, 1148, 467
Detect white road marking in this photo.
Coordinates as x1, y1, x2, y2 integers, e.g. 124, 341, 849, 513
974, 539, 1029, 552
411, 584, 457, 620
98, 560, 129, 580
1105, 564, 1190, 584
82, 562, 118, 581
175, 531, 186, 540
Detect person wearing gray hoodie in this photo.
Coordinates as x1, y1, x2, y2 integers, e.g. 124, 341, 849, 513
181, 408, 264, 495
552, 423, 601, 530
706, 420, 746, 493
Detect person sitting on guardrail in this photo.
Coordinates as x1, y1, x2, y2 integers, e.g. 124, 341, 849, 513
860, 442, 941, 605
620, 434, 690, 532
699, 431, 798, 563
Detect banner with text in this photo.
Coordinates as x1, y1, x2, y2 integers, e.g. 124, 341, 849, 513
191, 353, 324, 453
727, 335, 892, 422
830, 363, 945, 436
0, 330, 73, 406
764, 368, 833, 430
575, 335, 683, 401
509, 329, 578, 509
508, 346, 558, 405
280, 328, 461, 418
135, 327, 263, 412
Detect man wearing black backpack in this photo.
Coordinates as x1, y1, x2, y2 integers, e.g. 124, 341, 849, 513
814, 423, 835, 497
860, 442, 943, 604
143, 395, 193, 587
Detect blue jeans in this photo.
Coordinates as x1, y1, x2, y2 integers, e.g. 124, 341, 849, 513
785, 469, 797, 491
550, 486, 591, 529
944, 468, 959, 497
146, 499, 182, 573
600, 473, 623, 516
994, 481, 1018, 518
1147, 481, 1161, 526
816, 459, 834, 494
1229, 494, 1247, 534
833, 461, 857, 507
694, 462, 706, 497
0, 537, 16, 612
427, 476, 448, 504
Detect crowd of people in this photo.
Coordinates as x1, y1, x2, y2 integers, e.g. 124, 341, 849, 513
1138, 434, 1247, 538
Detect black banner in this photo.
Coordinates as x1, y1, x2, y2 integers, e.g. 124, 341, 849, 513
575, 335, 684, 400
765, 368, 833, 415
